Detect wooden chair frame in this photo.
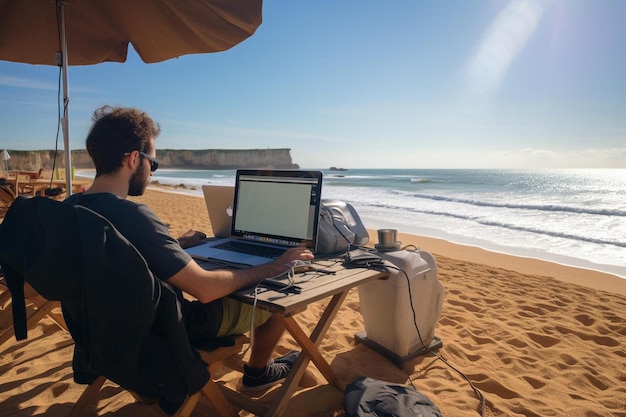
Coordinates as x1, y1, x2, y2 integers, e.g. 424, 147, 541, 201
0, 281, 68, 346
67, 335, 248, 417
0, 183, 16, 218
0, 279, 245, 417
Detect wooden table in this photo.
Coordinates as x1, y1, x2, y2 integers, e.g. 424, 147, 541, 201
196, 257, 387, 417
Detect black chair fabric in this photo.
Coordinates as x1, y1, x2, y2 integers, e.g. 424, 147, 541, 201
0, 196, 210, 414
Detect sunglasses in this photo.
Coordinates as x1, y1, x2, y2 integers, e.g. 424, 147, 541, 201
138, 151, 159, 172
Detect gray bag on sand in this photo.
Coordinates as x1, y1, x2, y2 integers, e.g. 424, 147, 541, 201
344, 377, 442, 417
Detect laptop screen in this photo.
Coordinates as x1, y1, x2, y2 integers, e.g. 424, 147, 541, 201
231, 170, 323, 250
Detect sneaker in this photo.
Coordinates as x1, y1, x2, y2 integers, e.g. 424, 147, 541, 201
273, 350, 299, 366
241, 351, 299, 391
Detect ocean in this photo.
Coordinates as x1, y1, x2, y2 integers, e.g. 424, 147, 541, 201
137, 168, 626, 278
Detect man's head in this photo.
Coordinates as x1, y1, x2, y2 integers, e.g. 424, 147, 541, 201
86, 105, 161, 195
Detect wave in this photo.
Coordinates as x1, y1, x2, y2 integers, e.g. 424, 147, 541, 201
324, 173, 438, 181
391, 191, 626, 217
409, 178, 433, 183
323, 175, 386, 181
475, 219, 626, 248
367, 202, 626, 249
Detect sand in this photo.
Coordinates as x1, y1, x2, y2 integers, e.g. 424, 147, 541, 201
1, 188, 624, 417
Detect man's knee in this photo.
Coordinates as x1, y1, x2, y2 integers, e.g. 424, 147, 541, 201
216, 298, 272, 337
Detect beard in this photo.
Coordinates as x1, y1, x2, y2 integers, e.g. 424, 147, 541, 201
128, 160, 149, 196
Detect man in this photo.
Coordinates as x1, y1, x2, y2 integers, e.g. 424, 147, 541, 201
65, 105, 314, 391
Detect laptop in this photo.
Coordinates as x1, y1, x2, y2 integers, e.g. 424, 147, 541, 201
202, 185, 235, 238
186, 169, 323, 267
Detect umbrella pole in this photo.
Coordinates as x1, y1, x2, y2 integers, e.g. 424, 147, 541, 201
58, 0, 73, 194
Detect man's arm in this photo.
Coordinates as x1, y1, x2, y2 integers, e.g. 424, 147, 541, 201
166, 246, 314, 303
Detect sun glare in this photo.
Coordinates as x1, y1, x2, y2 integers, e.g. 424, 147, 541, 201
466, 0, 544, 97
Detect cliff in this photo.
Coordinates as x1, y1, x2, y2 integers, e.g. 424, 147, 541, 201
3, 149, 299, 171
157, 149, 298, 169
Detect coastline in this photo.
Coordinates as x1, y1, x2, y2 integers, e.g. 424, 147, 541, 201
76, 169, 626, 283
396, 231, 626, 297
358, 214, 626, 282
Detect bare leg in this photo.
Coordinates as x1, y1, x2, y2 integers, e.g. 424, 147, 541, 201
247, 314, 284, 368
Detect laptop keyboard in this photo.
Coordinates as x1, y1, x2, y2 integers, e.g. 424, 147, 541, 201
214, 240, 287, 259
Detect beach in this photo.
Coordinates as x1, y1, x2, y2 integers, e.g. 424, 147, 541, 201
1, 188, 625, 417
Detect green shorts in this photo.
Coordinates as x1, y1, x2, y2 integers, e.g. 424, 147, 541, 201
216, 297, 273, 337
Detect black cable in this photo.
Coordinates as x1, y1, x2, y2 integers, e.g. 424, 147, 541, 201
322, 205, 354, 260
327, 207, 353, 243
49, 1, 64, 191
384, 262, 486, 417
48, 65, 63, 192
321, 208, 485, 414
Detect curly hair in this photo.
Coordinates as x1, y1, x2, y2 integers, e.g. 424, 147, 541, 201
85, 105, 161, 175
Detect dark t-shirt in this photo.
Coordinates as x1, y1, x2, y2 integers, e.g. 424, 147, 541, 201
65, 192, 223, 342
65, 192, 192, 281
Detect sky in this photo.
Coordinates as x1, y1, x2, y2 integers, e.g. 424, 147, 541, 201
1, 0, 625, 169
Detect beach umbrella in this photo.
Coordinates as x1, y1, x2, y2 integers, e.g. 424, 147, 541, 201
0, 0, 262, 194
2, 149, 9, 174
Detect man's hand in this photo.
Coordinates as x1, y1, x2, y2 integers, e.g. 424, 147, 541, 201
169, 244, 316, 303
256, 246, 315, 278
177, 229, 207, 249
274, 246, 314, 267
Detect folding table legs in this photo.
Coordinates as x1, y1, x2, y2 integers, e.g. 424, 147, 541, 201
264, 290, 349, 417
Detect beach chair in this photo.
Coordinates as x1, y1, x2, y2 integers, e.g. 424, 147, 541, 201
1, 186, 68, 346
0, 278, 68, 347
3, 173, 38, 197
0, 196, 243, 417
68, 334, 247, 417
0, 182, 16, 217
25, 168, 44, 180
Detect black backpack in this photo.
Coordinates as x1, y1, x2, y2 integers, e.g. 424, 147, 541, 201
344, 377, 442, 417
